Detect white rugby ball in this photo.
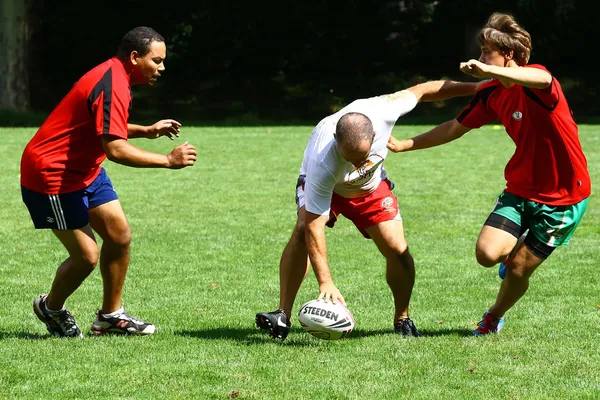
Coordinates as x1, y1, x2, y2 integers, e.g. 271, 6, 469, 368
297, 299, 355, 340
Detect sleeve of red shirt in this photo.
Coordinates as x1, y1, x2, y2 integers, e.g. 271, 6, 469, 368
524, 64, 560, 108
90, 69, 130, 140
455, 80, 498, 129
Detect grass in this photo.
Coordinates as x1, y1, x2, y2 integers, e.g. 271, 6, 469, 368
0, 124, 599, 399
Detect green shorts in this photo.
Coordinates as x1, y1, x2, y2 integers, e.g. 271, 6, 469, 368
491, 191, 588, 247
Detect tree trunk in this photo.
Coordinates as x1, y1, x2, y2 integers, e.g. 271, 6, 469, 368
0, 0, 30, 111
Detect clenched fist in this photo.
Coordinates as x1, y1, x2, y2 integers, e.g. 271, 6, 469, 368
167, 141, 197, 169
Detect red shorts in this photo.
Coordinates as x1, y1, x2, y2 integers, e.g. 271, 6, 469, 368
328, 179, 401, 238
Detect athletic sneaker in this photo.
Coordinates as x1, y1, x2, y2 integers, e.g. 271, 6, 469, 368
33, 294, 83, 338
499, 262, 507, 279
255, 309, 290, 340
91, 308, 155, 335
474, 311, 504, 336
393, 318, 421, 337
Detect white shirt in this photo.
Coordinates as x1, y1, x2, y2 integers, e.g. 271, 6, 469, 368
300, 90, 418, 216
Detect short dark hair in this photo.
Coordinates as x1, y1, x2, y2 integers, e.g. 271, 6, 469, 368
116, 26, 165, 60
335, 112, 374, 148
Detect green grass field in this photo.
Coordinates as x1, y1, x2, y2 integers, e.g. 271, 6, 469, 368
1, 125, 598, 399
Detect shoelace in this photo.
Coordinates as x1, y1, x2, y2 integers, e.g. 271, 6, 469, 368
52, 311, 79, 334
114, 311, 145, 326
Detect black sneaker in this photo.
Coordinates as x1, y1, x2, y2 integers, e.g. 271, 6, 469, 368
255, 309, 290, 340
33, 294, 83, 338
91, 309, 155, 335
394, 318, 421, 337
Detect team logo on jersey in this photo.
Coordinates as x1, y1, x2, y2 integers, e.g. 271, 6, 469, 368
512, 110, 523, 120
381, 197, 395, 213
46, 217, 54, 223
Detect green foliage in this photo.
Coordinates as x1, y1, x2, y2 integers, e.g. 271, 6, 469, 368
0, 110, 48, 127
24, 1, 600, 121
1, 124, 599, 398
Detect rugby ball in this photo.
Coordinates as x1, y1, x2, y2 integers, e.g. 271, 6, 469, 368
297, 299, 355, 340
344, 154, 384, 186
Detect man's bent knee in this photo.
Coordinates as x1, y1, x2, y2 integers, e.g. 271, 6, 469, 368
475, 247, 500, 268
78, 246, 100, 268
106, 226, 132, 248
391, 247, 413, 267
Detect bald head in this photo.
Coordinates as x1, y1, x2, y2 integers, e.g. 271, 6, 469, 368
335, 112, 374, 148
334, 112, 375, 166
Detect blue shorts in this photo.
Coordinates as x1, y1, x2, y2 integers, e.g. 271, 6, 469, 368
21, 168, 119, 230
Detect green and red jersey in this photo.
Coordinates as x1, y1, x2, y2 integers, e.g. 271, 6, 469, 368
21, 57, 132, 194
457, 64, 590, 206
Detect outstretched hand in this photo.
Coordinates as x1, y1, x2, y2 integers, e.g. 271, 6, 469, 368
147, 119, 182, 140
317, 282, 346, 306
459, 59, 492, 79
167, 141, 197, 169
387, 135, 407, 153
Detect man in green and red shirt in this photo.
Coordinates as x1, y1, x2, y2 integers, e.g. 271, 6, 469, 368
21, 26, 197, 338
387, 12, 590, 336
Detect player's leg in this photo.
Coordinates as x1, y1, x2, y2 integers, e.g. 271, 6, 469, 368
475, 231, 547, 336
31, 226, 98, 338
48, 226, 99, 309
475, 225, 519, 267
487, 241, 545, 318
278, 206, 310, 317
256, 175, 310, 339
365, 218, 419, 337
256, 209, 308, 339
475, 191, 525, 268
88, 199, 131, 314
85, 169, 154, 335
345, 179, 419, 336
475, 197, 588, 335
21, 185, 97, 338
473, 192, 525, 335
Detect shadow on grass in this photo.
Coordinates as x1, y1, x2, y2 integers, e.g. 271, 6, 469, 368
175, 325, 473, 344
0, 331, 49, 340
349, 327, 473, 338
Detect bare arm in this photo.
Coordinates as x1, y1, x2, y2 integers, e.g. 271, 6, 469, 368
379, 80, 481, 105
101, 136, 197, 168
305, 211, 346, 305
406, 80, 481, 103
460, 59, 552, 89
387, 119, 472, 153
127, 119, 182, 140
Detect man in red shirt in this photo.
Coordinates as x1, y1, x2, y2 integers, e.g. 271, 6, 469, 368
21, 26, 197, 338
387, 13, 590, 335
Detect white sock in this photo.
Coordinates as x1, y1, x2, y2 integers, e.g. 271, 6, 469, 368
101, 307, 125, 318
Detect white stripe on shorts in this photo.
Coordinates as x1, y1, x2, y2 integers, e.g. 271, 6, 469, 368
48, 194, 67, 229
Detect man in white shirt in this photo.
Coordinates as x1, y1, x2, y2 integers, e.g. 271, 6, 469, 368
256, 80, 480, 339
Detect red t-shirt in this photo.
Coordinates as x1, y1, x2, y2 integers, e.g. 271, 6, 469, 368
456, 64, 591, 206
21, 57, 131, 194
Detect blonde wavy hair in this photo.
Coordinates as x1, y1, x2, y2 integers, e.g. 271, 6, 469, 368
477, 13, 532, 65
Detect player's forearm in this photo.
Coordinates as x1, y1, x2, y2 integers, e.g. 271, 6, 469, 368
403, 120, 463, 151
486, 65, 552, 89
410, 80, 478, 102
127, 123, 150, 139
105, 140, 170, 168
305, 221, 333, 286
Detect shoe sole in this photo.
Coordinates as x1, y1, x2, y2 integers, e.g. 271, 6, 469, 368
90, 326, 155, 336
